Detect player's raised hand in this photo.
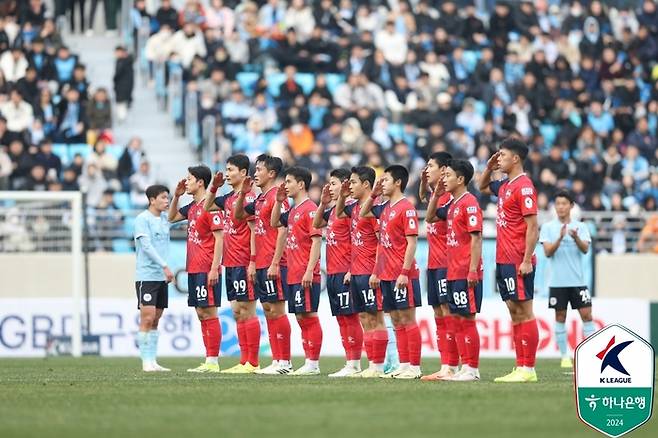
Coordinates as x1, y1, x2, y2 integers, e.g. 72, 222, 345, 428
371, 178, 384, 198
320, 183, 332, 205
568, 228, 578, 239
420, 166, 429, 192
240, 176, 253, 194
275, 182, 287, 202
560, 224, 567, 239
211, 171, 225, 190
486, 151, 501, 171
339, 179, 350, 198
174, 178, 186, 196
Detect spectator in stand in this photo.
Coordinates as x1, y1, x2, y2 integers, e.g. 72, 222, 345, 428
0, 45, 28, 83
54, 87, 87, 144
87, 0, 120, 36
34, 138, 61, 181
87, 87, 112, 144
637, 214, 658, 253
113, 45, 133, 123
155, 0, 179, 31
79, 162, 108, 207
0, 144, 12, 190
129, 160, 156, 208
0, 89, 33, 141
87, 138, 118, 181
7, 139, 34, 190
118, 136, 145, 192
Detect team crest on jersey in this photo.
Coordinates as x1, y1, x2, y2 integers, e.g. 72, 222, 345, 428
453, 207, 460, 216
469, 215, 478, 226
196, 209, 202, 217
294, 212, 301, 222
309, 211, 316, 218
389, 210, 396, 219
212, 215, 221, 225
505, 190, 512, 198
525, 197, 533, 208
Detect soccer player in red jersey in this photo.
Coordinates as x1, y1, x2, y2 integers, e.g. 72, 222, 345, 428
479, 138, 540, 383
312, 168, 364, 377
168, 165, 224, 373
271, 166, 323, 376
335, 166, 389, 378
203, 154, 261, 374
418, 152, 462, 381
428, 159, 483, 381
360, 165, 423, 379
234, 154, 293, 375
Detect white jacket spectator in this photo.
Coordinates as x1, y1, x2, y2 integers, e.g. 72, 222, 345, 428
375, 22, 407, 65
419, 52, 450, 90
130, 161, 156, 208
145, 26, 174, 63
334, 76, 385, 112
205, 0, 235, 37
79, 163, 109, 207
0, 49, 28, 83
0, 147, 12, 190
0, 92, 34, 133
610, 7, 639, 41
284, 0, 315, 42
169, 24, 207, 68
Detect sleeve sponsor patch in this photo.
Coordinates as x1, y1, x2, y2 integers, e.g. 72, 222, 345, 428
406, 210, 417, 217
524, 197, 533, 208
469, 215, 478, 226
467, 206, 477, 213
521, 187, 534, 196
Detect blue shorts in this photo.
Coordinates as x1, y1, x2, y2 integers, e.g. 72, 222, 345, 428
255, 267, 288, 303
351, 274, 384, 313
381, 278, 422, 311
187, 272, 221, 308
288, 282, 321, 314
448, 279, 483, 315
496, 263, 535, 302
427, 268, 449, 306
225, 266, 256, 302
326, 273, 359, 316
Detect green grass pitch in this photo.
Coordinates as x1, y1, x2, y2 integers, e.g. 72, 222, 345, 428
0, 357, 655, 438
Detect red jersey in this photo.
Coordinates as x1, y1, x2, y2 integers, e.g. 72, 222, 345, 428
281, 198, 322, 284
214, 191, 257, 268
323, 205, 352, 274
427, 192, 452, 269
245, 187, 289, 270
446, 192, 483, 280
179, 200, 223, 273
490, 174, 538, 265
373, 198, 419, 281
344, 202, 379, 276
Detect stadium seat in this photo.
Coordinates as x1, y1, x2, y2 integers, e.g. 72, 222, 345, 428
106, 145, 123, 160
236, 72, 259, 97
123, 216, 136, 238
296, 73, 315, 95
68, 144, 91, 161
539, 124, 559, 148
112, 239, 134, 253
325, 74, 345, 95
266, 73, 286, 98
462, 50, 480, 73
473, 100, 488, 118
113, 192, 132, 213
387, 123, 404, 140
52, 144, 70, 165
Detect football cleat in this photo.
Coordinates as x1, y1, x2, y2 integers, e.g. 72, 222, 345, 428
290, 364, 321, 376
220, 363, 247, 374
186, 363, 220, 373
392, 368, 422, 380
328, 365, 361, 378
561, 357, 573, 369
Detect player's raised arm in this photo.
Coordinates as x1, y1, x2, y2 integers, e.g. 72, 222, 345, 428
418, 165, 430, 202
168, 178, 186, 223
520, 214, 539, 276
478, 151, 501, 195
303, 235, 322, 289
360, 178, 383, 217
425, 182, 444, 223
569, 227, 590, 254
542, 223, 566, 258
204, 171, 225, 212
234, 176, 253, 220
312, 184, 332, 229
335, 179, 350, 218
270, 182, 287, 228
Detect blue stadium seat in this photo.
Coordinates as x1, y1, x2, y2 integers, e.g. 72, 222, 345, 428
112, 239, 134, 253
266, 73, 286, 98
473, 100, 488, 117
68, 144, 91, 161
325, 74, 345, 95
113, 192, 132, 213
123, 216, 136, 237
387, 123, 404, 140
52, 144, 70, 165
540, 124, 559, 148
106, 145, 123, 160
237, 72, 259, 97
462, 51, 480, 73
296, 73, 315, 95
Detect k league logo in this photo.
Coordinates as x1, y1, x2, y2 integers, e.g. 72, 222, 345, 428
575, 324, 654, 438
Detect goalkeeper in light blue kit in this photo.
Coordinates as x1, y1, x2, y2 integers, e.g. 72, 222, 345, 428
539, 190, 595, 370
134, 185, 174, 372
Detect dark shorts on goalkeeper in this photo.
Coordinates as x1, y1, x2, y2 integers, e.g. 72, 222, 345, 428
187, 272, 221, 307
351, 274, 384, 313
135, 281, 168, 309
225, 266, 257, 302
381, 278, 422, 311
447, 279, 482, 315
287, 282, 321, 314
327, 273, 359, 316
255, 266, 289, 303
427, 268, 449, 306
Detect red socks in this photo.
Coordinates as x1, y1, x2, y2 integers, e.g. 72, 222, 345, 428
435, 316, 446, 364
513, 323, 524, 367
336, 316, 349, 359
266, 317, 280, 361
405, 323, 421, 366
244, 317, 261, 366
444, 316, 459, 367
393, 326, 409, 364
201, 317, 221, 357
453, 317, 469, 366
372, 329, 388, 364
363, 330, 374, 361
236, 320, 248, 365
298, 317, 323, 360
520, 319, 539, 367
461, 319, 480, 369
275, 315, 291, 361
345, 314, 363, 361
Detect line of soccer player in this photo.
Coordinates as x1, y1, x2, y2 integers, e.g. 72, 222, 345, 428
134, 137, 550, 382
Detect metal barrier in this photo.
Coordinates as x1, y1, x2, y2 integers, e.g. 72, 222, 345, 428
137, 16, 151, 86
154, 61, 167, 109
168, 63, 184, 126
201, 115, 217, 165
184, 90, 200, 150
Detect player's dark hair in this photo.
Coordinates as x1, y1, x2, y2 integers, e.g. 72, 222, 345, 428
384, 165, 409, 191
284, 166, 312, 190
330, 168, 351, 182
227, 154, 250, 172
429, 151, 452, 167
447, 159, 475, 185
554, 190, 574, 204
145, 184, 169, 204
499, 137, 529, 161
187, 165, 212, 188
351, 166, 376, 188
256, 154, 283, 177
